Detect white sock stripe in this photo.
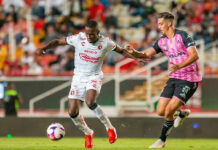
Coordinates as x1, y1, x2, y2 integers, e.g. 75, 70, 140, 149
71, 114, 92, 135
166, 126, 173, 136
79, 115, 86, 126
92, 105, 113, 129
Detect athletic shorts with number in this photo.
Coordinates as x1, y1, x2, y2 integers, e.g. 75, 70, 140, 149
160, 78, 198, 104
68, 73, 103, 101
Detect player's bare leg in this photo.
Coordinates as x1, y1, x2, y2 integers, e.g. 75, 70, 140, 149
149, 98, 183, 148
68, 99, 93, 149
148, 98, 170, 148
156, 97, 171, 116
157, 98, 190, 127
157, 97, 189, 122
86, 89, 117, 144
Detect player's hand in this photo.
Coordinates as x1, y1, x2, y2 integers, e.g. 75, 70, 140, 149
124, 44, 135, 54
168, 62, 179, 74
35, 48, 46, 56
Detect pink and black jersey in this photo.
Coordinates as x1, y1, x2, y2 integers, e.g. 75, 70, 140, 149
152, 29, 202, 82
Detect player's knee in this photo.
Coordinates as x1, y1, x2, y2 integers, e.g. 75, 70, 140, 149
156, 107, 165, 116
68, 108, 79, 118
86, 100, 96, 108
87, 102, 98, 110
157, 110, 165, 116
69, 112, 79, 118
164, 109, 174, 119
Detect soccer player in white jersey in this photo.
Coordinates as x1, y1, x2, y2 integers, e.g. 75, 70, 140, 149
125, 12, 202, 148
37, 20, 135, 149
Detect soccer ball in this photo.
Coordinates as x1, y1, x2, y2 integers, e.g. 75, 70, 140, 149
47, 123, 65, 140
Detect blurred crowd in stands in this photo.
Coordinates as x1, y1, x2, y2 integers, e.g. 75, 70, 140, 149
0, 0, 217, 76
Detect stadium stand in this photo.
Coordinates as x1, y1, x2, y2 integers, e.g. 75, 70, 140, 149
0, 0, 217, 76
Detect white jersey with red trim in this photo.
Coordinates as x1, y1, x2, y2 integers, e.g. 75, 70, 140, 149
66, 32, 116, 76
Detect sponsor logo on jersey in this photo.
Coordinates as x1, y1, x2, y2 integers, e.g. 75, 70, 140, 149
98, 45, 102, 50
168, 51, 186, 58
80, 37, 86, 40
91, 80, 97, 83
79, 53, 101, 63
81, 42, 85, 46
84, 50, 97, 54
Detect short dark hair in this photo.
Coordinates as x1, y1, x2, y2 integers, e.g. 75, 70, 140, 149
85, 20, 98, 29
158, 12, 174, 20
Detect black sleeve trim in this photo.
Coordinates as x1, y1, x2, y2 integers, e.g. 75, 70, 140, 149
179, 30, 195, 48
152, 40, 162, 54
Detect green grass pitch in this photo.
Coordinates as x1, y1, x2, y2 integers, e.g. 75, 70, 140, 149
0, 137, 218, 150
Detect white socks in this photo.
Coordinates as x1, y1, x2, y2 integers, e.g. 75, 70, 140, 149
92, 105, 114, 129
71, 114, 93, 135
71, 104, 113, 135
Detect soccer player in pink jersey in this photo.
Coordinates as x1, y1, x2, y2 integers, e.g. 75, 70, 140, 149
37, 20, 135, 149
125, 12, 202, 148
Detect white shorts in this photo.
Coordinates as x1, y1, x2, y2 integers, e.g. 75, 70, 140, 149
68, 74, 103, 101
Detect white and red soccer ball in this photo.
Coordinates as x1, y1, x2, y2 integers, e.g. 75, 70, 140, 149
47, 123, 65, 140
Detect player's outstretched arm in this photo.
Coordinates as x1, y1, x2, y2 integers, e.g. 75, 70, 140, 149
113, 45, 137, 59
123, 44, 156, 59
36, 37, 66, 55
113, 45, 143, 59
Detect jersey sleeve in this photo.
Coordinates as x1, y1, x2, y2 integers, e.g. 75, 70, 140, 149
181, 32, 195, 49
106, 38, 117, 52
152, 40, 162, 54
66, 34, 79, 46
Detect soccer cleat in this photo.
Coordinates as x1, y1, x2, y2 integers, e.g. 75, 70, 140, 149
174, 109, 191, 128
107, 128, 117, 144
85, 131, 94, 149
149, 139, 165, 148
173, 110, 180, 118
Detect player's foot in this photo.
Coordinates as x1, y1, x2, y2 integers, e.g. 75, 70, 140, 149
174, 109, 191, 128
85, 131, 94, 149
173, 110, 180, 118
149, 139, 165, 148
107, 128, 117, 144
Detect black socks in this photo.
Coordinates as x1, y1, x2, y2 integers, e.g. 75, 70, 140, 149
88, 103, 98, 110
159, 120, 174, 142
178, 110, 186, 118
70, 112, 79, 118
